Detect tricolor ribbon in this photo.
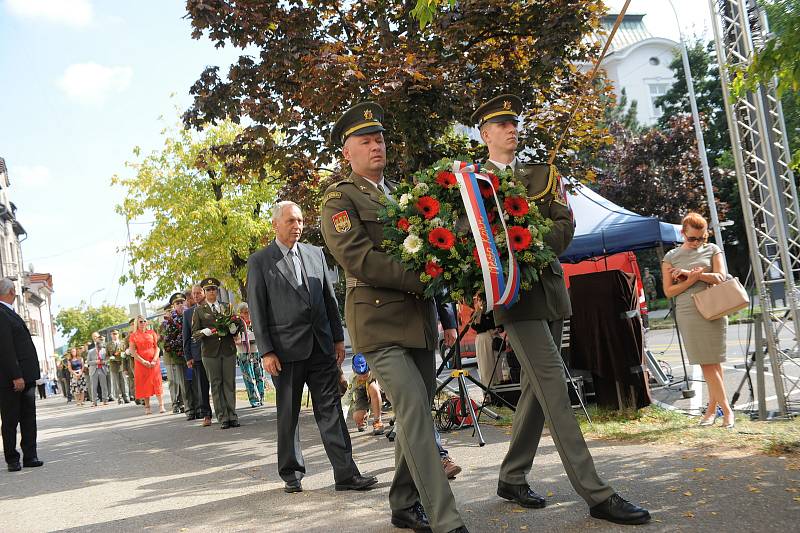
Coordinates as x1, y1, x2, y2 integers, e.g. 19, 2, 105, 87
452, 161, 520, 309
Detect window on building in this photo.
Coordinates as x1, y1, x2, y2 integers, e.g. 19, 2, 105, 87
649, 83, 670, 118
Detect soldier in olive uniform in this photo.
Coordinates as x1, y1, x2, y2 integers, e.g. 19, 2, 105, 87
474, 95, 650, 525
162, 292, 188, 414
106, 329, 129, 403
191, 277, 240, 429
320, 102, 467, 533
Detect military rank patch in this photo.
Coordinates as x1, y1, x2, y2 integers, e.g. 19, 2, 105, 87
332, 210, 352, 233
322, 191, 342, 205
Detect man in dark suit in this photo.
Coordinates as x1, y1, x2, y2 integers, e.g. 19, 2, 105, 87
0, 278, 43, 472
473, 95, 649, 525
183, 284, 212, 425
247, 201, 376, 494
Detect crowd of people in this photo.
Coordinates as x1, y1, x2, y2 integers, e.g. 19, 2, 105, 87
4, 94, 747, 533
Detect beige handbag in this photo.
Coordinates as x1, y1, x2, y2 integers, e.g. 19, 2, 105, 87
691, 277, 750, 321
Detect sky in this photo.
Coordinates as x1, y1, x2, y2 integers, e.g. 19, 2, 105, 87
0, 0, 712, 346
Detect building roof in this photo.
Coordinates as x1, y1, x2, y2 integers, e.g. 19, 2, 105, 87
28, 273, 54, 291
600, 14, 654, 52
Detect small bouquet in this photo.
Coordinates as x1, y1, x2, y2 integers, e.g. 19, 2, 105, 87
161, 311, 184, 357
378, 159, 556, 306
192, 306, 244, 340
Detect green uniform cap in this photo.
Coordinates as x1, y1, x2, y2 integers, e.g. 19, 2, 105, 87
169, 292, 186, 305
471, 94, 523, 127
199, 277, 220, 290
330, 101, 385, 147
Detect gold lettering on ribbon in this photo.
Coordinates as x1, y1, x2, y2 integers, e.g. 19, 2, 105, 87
475, 218, 499, 274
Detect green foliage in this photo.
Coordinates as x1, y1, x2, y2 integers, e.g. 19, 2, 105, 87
731, 0, 800, 97
112, 119, 283, 301
55, 304, 129, 348
604, 88, 641, 135
183, 0, 614, 195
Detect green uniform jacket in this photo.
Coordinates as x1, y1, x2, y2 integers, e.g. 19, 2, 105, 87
105, 339, 125, 371
486, 161, 574, 324
191, 302, 237, 358
320, 172, 438, 354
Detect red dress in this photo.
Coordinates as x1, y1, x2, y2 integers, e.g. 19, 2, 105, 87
130, 329, 162, 399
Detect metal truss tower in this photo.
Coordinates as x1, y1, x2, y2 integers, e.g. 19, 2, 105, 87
708, 0, 800, 417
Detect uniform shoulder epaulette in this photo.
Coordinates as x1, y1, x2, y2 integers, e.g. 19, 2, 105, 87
322, 179, 354, 205
334, 177, 354, 187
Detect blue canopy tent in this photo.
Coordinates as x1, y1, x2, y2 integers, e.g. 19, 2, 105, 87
559, 181, 683, 264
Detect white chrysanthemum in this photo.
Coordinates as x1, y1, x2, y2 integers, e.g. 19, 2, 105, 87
414, 182, 429, 194
403, 234, 423, 254
429, 217, 443, 227
399, 193, 413, 208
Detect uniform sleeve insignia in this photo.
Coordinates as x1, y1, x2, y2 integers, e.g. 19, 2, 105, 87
332, 210, 352, 233
322, 191, 342, 205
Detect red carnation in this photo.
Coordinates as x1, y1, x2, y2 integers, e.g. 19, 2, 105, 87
508, 226, 532, 251
486, 209, 497, 223
435, 171, 457, 188
428, 227, 456, 250
397, 217, 410, 232
478, 174, 501, 198
472, 247, 481, 265
416, 196, 440, 219
425, 260, 444, 278
504, 196, 529, 217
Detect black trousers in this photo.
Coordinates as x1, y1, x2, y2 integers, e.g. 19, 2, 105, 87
1, 384, 37, 465
272, 346, 358, 484
193, 359, 212, 418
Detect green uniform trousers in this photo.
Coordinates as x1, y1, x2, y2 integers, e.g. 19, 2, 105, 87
500, 319, 615, 506
202, 353, 238, 424
364, 346, 463, 533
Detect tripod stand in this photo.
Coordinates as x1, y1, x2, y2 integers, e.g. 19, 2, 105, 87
434, 319, 503, 447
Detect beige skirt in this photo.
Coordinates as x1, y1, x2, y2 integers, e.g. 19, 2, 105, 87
675, 294, 727, 365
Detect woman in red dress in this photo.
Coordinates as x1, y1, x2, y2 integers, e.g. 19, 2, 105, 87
128, 315, 165, 415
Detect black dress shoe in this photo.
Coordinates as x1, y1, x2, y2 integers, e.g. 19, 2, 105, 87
23, 458, 44, 468
284, 480, 302, 493
229, 420, 241, 428
497, 480, 546, 509
390, 501, 431, 531
335, 474, 378, 491
220, 422, 231, 430
186, 414, 197, 421
7, 462, 21, 472
590, 493, 651, 525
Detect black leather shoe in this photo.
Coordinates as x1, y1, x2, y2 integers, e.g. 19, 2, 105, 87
186, 414, 197, 421
590, 493, 651, 525
284, 480, 302, 493
391, 502, 431, 531
446, 528, 469, 533
220, 422, 231, 430
335, 474, 378, 491
7, 462, 21, 472
23, 458, 44, 468
229, 420, 241, 428
497, 480, 546, 509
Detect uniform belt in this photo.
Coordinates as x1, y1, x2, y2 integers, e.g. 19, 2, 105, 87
346, 277, 371, 289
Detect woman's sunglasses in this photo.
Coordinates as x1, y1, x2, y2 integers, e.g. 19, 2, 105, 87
685, 236, 707, 243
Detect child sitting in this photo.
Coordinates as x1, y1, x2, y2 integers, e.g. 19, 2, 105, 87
348, 353, 384, 435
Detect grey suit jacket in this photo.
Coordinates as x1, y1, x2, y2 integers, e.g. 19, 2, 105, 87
246, 240, 344, 363
86, 345, 109, 375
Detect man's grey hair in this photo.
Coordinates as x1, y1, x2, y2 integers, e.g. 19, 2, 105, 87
271, 201, 302, 222
0, 278, 14, 296
236, 301, 249, 313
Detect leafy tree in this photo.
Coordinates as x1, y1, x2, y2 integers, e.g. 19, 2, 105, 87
604, 88, 641, 135
112, 119, 282, 301
183, 0, 614, 199
596, 114, 730, 224
55, 304, 129, 348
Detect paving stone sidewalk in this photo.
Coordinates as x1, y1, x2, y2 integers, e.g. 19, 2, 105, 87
2, 395, 798, 532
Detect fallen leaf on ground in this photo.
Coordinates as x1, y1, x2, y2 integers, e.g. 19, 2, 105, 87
683, 491, 693, 496
748, 486, 761, 493
693, 467, 707, 472
684, 512, 695, 518
546, 491, 554, 497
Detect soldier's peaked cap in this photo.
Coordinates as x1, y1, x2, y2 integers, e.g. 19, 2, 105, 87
169, 292, 186, 305
330, 101, 385, 147
471, 94, 523, 128
200, 277, 220, 289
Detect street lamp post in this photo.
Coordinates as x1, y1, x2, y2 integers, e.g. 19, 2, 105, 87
667, 0, 726, 254
88, 288, 105, 308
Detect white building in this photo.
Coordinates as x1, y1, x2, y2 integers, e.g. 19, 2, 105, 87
0, 157, 58, 375
0, 157, 27, 312
598, 13, 679, 126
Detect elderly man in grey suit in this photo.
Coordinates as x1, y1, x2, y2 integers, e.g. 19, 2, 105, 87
246, 201, 376, 494
87, 332, 110, 407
